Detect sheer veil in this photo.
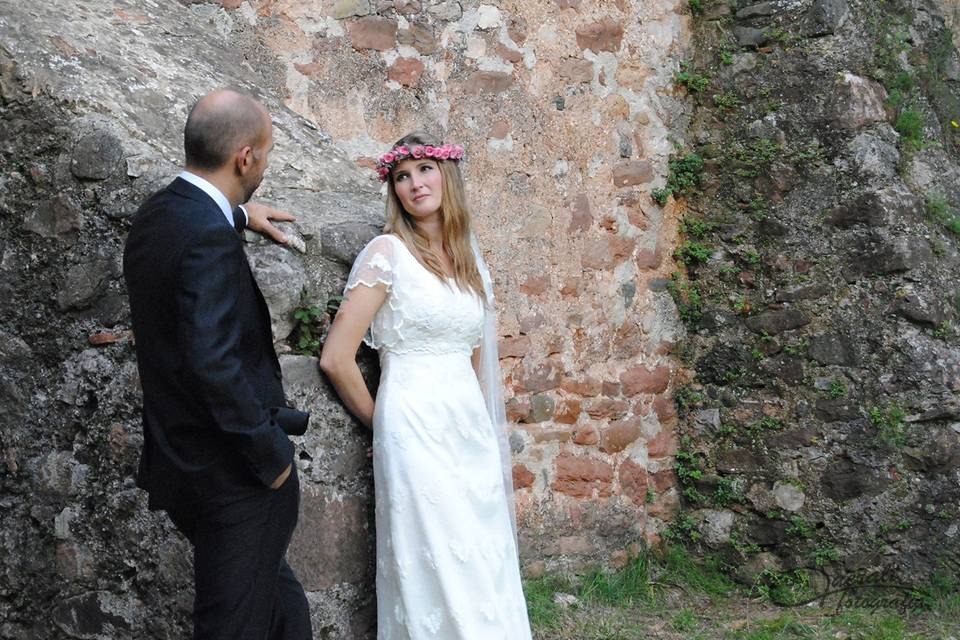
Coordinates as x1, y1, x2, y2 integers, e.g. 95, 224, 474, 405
470, 233, 518, 544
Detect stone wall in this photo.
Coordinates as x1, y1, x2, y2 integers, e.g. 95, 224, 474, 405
238, 0, 693, 573
668, 0, 960, 587
0, 0, 693, 637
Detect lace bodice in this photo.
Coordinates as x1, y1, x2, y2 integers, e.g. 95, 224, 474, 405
345, 235, 484, 357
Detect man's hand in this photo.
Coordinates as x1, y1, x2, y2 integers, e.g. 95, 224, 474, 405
270, 463, 292, 489
244, 202, 296, 244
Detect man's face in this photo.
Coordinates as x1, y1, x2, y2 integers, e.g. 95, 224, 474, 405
240, 117, 273, 203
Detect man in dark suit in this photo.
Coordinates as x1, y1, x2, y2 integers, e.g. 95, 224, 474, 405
123, 90, 312, 640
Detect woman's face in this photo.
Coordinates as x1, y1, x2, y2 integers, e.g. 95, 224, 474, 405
392, 158, 443, 220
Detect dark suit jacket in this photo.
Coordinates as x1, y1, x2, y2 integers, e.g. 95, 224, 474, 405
123, 177, 308, 509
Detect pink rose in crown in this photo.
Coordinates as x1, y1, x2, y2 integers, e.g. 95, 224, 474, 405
395, 146, 410, 157
424, 146, 437, 157
377, 167, 390, 180
412, 146, 425, 159
383, 152, 396, 164
437, 146, 451, 160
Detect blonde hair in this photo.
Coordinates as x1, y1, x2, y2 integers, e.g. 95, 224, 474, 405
383, 131, 485, 300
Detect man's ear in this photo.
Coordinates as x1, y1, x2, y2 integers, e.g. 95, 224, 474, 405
235, 145, 254, 175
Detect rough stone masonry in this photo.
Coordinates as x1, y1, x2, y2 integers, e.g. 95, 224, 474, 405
4, 0, 959, 637
0, 0, 691, 637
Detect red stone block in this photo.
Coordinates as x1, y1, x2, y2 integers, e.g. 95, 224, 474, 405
88, 330, 133, 346
584, 397, 629, 420
649, 468, 676, 493
635, 248, 662, 269
646, 487, 679, 519
602, 381, 621, 397
646, 427, 678, 458
581, 235, 636, 270
555, 399, 582, 424
552, 454, 614, 499
560, 277, 581, 298
387, 57, 425, 86
496, 43, 523, 63
489, 120, 510, 139
612, 160, 654, 187
618, 458, 647, 504
559, 58, 593, 84
499, 335, 531, 359
652, 393, 678, 422
560, 376, 602, 397
465, 71, 513, 94
619, 364, 670, 396
572, 425, 599, 445
513, 464, 535, 489
600, 417, 642, 453
520, 274, 551, 296
349, 17, 398, 51
505, 397, 530, 422
575, 17, 623, 52
294, 61, 323, 76
519, 360, 560, 393
568, 193, 592, 233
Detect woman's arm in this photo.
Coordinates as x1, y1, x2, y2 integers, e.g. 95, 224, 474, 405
319, 283, 387, 429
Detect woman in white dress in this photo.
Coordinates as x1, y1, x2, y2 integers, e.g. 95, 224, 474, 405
319, 132, 533, 640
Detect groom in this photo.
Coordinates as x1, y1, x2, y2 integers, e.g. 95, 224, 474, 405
123, 90, 312, 640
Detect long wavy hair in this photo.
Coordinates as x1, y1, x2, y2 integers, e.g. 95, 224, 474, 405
384, 131, 485, 300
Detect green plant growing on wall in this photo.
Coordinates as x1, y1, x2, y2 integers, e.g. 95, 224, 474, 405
828, 378, 848, 398
753, 568, 815, 606
688, 0, 704, 15
675, 61, 711, 93
746, 416, 783, 439
675, 385, 705, 413
666, 272, 703, 326
786, 516, 814, 540
680, 216, 716, 238
676, 437, 704, 484
728, 138, 781, 178
741, 249, 761, 267
291, 299, 326, 356
653, 152, 705, 204
869, 404, 909, 447
675, 240, 712, 265
664, 513, 703, 543
712, 476, 740, 507
895, 107, 926, 148
812, 546, 840, 567
926, 194, 960, 235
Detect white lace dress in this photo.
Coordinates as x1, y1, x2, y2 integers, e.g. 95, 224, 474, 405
344, 234, 532, 640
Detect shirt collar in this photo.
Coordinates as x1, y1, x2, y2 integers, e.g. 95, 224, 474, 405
178, 171, 234, 227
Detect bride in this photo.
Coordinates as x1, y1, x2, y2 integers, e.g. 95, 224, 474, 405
319, 132, 532, 639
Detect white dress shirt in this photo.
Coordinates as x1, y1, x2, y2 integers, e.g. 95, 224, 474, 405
178, 170, 248, 228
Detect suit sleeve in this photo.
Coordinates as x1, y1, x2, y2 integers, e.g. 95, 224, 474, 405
177, 225, 292, 487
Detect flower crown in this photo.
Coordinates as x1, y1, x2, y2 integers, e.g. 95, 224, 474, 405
376, 142, 465, 182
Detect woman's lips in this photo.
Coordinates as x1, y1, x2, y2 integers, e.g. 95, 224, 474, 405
413, 193, 430, 202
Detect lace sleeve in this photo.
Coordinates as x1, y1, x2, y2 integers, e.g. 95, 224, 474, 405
345, 235, 395, 293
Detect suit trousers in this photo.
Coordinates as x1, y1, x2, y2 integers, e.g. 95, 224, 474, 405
167, 469, 312, 640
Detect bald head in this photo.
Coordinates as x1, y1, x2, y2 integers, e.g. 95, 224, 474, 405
184, 90, 270, 171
